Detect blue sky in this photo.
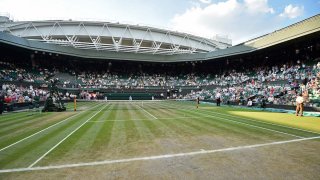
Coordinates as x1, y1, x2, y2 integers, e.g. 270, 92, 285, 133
0, 0, 319, 44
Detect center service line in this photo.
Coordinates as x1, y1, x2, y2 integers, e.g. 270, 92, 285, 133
135, 104, 158, 119
28, 104, 109, 168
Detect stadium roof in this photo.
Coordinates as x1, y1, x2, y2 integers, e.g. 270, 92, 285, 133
0, 18, 231, 55
0, 14, 319, 62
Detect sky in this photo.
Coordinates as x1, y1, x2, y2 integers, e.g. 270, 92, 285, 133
0, 0, 319, 45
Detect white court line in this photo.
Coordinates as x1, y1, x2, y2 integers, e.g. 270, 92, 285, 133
88, 116, 199, 122
1, 136, 319, 173
185, 104, 303, 138
213, 115, 303, 138
0, 103, 103, 153
185, 109, 304, 138
158, 104, 320, 138
28, 104, 109, 168
208, 110, 320, 136
156, 102, 304, 138
89, 119, 148, 122
159, 102, 320, 136
135, 104, 158, 119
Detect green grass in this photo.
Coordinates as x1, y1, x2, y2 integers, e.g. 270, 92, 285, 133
0, 100, 319, 176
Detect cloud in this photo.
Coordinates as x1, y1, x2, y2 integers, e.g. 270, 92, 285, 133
244, 0, 274, 14
279, 4, 304, 19
199, 0, 211, 4
170, 0, 278, 45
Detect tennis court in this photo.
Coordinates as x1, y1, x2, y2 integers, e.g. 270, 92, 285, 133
0, 100, 319, 179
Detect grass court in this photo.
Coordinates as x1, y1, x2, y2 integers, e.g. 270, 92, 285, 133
0, 100, 319, 179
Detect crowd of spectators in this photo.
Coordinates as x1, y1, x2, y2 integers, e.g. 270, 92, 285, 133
185, 61, 320, 107
1, 57, 320, 107
61, 72, 203, 89
0, 61, 54, 83
67, 70, 254, 88
1, 83, 48, 104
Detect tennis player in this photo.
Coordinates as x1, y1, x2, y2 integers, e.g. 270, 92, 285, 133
296, 93, 304, 116
196, 97, 200, 108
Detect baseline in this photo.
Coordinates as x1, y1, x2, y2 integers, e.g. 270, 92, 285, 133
0, 136, 319, 173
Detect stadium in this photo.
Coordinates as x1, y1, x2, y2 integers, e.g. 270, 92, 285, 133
0, 7, 320, 180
